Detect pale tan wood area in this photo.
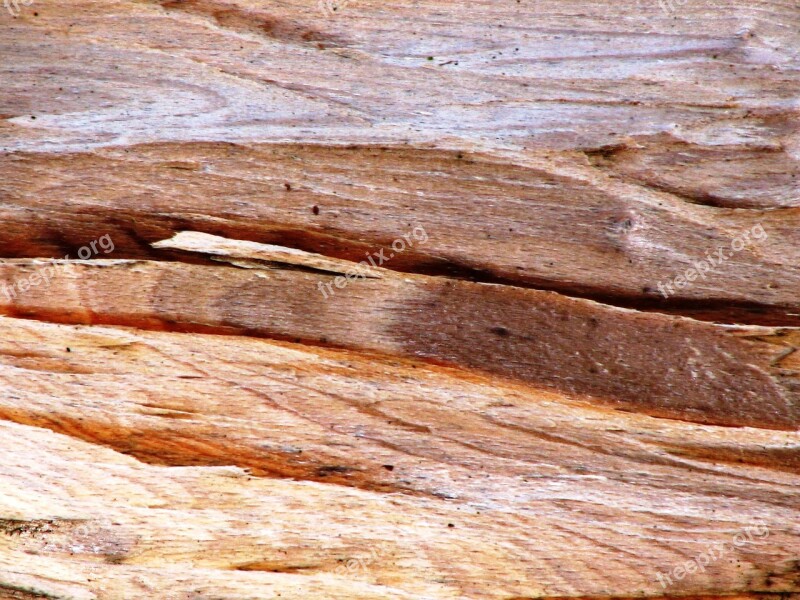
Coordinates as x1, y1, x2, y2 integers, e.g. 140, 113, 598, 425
1, 0, 799, 599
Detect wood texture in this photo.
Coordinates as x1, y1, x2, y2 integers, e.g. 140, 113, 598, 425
0, 317, 799, 599
1, 0, 799, 598
1, 234, 800, 430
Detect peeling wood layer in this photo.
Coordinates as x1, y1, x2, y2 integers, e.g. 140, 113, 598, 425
0, 236, 798, 429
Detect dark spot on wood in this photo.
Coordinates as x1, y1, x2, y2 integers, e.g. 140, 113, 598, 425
0, 519, 55, 537
490, 326, 509, 337
393, 281, 797, 429
316, 465, 355, 477
382, 464, 395, 471
312, 205, 320, 215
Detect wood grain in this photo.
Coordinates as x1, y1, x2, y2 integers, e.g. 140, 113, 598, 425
1, 0, 799, 598
0, 317, 799, 599
0, 233, 799, 430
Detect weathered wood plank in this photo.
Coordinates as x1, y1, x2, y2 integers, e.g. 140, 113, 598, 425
1, 0, 799, 598
0, 233, 797, 429
1, 145, 799, 325
0, 317, 798, 598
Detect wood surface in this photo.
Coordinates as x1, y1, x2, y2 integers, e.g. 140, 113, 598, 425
0, 0, 799, 599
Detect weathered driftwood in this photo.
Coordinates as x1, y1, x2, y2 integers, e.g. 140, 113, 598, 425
1, 232, 799, 430
1, 0, 799, 598
0, 317, 799, 600
3, 144, 800, 325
